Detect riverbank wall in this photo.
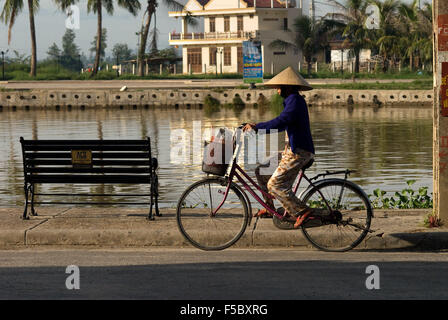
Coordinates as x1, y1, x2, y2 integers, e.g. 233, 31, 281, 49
0, 88, 433, 110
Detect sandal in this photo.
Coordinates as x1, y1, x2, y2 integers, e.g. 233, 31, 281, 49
294, 209, 313, 229
253, 208, 274, 218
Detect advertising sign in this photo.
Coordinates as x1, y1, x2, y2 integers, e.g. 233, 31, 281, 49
243, 41, 263, 84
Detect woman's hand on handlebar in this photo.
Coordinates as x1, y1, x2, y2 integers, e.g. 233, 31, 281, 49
242, 123, 256, 132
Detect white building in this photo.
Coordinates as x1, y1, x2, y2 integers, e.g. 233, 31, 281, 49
168, 0, 303, 75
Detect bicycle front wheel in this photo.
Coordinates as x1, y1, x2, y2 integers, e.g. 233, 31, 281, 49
301, 180, 373, 252
176, 178, 249, 251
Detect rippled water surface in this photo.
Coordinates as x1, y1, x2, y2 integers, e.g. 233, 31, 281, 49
0, 105, 433, 208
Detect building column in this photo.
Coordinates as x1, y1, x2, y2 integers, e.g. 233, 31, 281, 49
434, 0, 448, 221
182, 17, 188, 34
183, 47, 188, 74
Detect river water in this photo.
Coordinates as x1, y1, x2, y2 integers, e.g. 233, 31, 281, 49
0, 105, 433, 208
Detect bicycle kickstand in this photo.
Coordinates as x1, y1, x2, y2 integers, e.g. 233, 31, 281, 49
251, 216, 260, 242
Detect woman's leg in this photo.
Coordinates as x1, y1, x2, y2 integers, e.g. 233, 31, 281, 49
255, 152, 282, 210
267, 148, 314, 215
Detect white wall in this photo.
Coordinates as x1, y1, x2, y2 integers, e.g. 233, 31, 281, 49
331, 49, 371, 63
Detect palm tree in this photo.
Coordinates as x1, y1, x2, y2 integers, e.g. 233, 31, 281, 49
398, 0, 419, 70
269, 15, 338, 75
326, 0, 371, 74
137, 0, 196, 76
1, 0, 39, 77
370, 0, 400, 72
55, 0, 140, 76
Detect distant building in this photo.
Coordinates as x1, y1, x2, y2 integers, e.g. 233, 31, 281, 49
329, 39, 372, 66
168, 0, 303, 75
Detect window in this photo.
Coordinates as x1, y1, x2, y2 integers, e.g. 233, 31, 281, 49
274, 52, 286, 55
263, 18, 279, 21
224, 16, 230, 32
210, 47, 217, 66
224, 47, 231, 66
209, 17, 216, 32
237, 16, 244, 31
283, 18, 288, 30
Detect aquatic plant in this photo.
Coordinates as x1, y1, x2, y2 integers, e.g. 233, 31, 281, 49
369, 180, 433, 209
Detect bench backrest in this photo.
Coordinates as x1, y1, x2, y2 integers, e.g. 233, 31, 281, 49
20, 137, 156, 184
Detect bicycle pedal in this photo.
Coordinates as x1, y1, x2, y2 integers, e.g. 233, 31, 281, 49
272, 215, 295, 230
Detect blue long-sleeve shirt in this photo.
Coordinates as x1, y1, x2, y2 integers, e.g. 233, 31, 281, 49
255, 93, 315, 154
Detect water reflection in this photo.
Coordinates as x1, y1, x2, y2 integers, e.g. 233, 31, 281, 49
0, 105, 433, 207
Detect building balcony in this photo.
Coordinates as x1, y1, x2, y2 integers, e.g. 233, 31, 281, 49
169, 31, 259, 45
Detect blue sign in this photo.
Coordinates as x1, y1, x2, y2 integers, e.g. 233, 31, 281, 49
243, 41, 263, 84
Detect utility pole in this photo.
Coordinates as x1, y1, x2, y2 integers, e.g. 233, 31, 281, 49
434, 0, 448, 221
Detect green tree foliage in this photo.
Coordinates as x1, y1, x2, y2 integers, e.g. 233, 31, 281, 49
90, 28, 108, 62
47, 43, 61, 61
112, 43, 134, 62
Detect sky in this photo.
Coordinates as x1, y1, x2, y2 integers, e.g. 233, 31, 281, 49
0, 0, 429, 61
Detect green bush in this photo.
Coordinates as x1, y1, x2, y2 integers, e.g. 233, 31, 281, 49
203, 95, 221, 116
270, 93, 284, 116
232, 94, 245, 110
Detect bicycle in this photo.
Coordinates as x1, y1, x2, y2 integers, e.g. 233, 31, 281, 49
176, 125, 373, 252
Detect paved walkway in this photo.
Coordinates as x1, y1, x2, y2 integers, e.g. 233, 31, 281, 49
1, 207, 446, 251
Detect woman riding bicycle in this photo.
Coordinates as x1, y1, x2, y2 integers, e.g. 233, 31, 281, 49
243, 66, 318, 228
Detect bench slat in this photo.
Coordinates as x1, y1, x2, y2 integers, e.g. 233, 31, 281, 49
28, 175, 152, 184
26, 160, 151, 166
23, 145, 150, 152
22, 140, 149, 145
25, 152, 151, 159
27, 167, 151, 174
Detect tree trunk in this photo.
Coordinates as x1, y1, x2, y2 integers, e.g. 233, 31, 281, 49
138, 2, 154, 77
307, 59, 312, 75
409, 52, 413, 71
355, 52, 360, 74
27, 0, 37, 77
92, 0, 102, 77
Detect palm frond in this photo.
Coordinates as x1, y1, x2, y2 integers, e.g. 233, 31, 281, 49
268, 39, 297, 51
117, 0, 141, 16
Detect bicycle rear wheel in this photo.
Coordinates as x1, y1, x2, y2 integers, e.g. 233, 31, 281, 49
176, 178, 249, 251
301, 180, 373, 252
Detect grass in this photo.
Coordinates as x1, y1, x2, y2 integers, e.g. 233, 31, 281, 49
310, 79, 433, 90
2, 62, 433, 82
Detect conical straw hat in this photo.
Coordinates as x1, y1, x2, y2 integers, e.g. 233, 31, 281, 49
265, 66, 313, 91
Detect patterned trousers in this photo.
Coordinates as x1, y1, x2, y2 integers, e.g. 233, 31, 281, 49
255, 145, 314, 214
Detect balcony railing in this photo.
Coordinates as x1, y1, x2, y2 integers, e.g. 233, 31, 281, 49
169, 31, 259, 41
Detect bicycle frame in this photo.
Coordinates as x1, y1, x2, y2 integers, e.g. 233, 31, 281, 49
211, 128, 337, 220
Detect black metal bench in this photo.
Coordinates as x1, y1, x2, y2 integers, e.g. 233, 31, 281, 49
20, 137, 160, 220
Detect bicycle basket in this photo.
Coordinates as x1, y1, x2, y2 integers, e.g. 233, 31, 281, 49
202, 130, 234, 176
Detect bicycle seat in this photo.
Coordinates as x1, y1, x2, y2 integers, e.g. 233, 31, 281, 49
302, 159, 314, 171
